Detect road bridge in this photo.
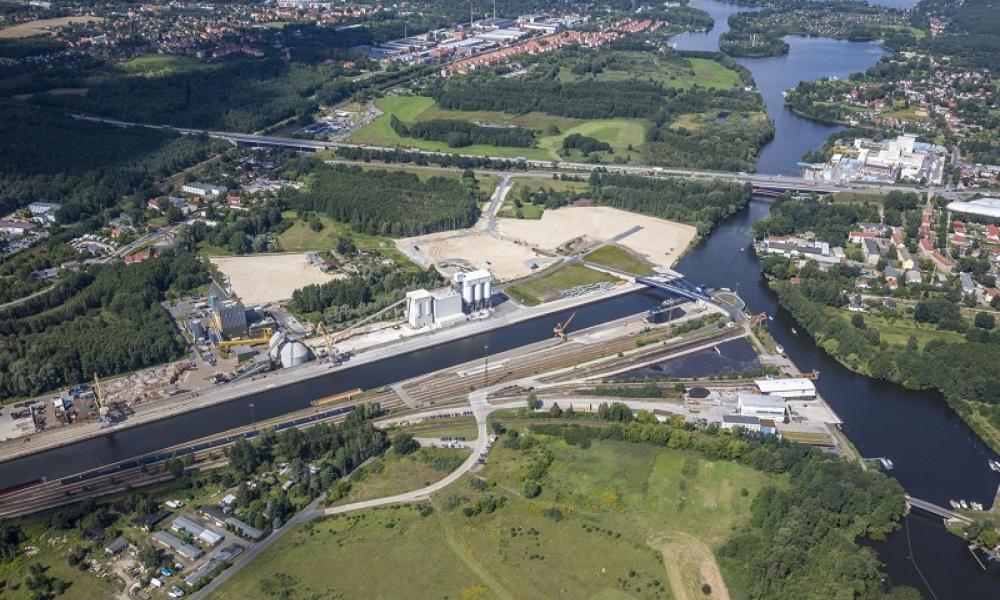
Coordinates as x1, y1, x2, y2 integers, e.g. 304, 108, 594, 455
72, 114, 963, 196
905, 495, 973, 525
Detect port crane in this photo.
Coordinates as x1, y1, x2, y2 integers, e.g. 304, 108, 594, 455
553, 312, 576, 342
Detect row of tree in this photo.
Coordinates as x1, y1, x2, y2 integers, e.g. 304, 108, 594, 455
589, 173, 751, 233
390, 115, 536, 148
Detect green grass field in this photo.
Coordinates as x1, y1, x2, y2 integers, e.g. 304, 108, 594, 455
504, 264, 616, 306
396, 416, 479, 440
557, 52, 741, 90
117, 54, 203, 77
584, 244, 655, 276
332, 447, 469, 506
833, 309, 965, 350
276, 210, 412, 265
351, 95, 646, 162
209, 433, 778, 600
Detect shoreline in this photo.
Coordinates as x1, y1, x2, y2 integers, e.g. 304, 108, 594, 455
0, 283, 644, 466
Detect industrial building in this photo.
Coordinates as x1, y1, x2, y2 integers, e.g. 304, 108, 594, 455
754, 378, 816, 399
267, 332, 313, 368
405, 269, 493, 330
946, 198, 1000, 222
170, 515, 224, 547
722, 414, 762, 432
151, 531, 203, 561
225, 516, 263, 540
212, 298, 248, 340
738, 393, 788, 420
181, 182, 228, 197
183, 544, 243, 588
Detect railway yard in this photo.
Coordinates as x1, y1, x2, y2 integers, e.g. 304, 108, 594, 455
0, 297, 847, 520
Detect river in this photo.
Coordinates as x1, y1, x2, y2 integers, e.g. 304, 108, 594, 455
674, 1, 999, 596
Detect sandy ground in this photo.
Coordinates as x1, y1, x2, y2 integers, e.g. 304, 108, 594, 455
211, 253, 343, 305
0, 16, 104, 38
408, 232, 550, 281
497, 206, 697, 269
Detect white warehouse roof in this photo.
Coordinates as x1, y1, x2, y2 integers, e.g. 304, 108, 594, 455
738, 393, 787, 409
947, 198, 1000, 220
754, 379, 816, 395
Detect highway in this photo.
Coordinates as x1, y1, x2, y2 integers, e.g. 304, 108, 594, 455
70, 113, 966, 197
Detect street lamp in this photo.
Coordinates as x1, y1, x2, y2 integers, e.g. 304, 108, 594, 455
249, 401, 256, 430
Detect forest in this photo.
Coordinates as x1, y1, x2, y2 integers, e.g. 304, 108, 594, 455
0, 104, 221, 222
289, 266, 441, 325
390, 115, 536, 148
531, 416, 911, 599
751, 196, 872, 243
177, 201, 287, 255
562, 133, 611, 155
286, 161, 487, 237
588, 173, 751, 233
0, 251, 208, 400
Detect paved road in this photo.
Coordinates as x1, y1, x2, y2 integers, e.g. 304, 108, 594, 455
71, 114, 970, 197
191, 394, 522, 599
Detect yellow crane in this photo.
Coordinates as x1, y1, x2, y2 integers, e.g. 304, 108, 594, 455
215, 327, 273, 348
92, 373, 105, 410
553, 312, 576, 342
314, 322, 339, 362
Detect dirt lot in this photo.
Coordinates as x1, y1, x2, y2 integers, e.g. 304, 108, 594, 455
0, 16, 104, 38
399, 231, 552, 281
498, 206, 697, 269
210, 253, 343, 305
397, 206, 696, 281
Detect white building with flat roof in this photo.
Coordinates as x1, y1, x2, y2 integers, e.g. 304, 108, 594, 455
753, 378, 816, 399
738, 393, 787, 419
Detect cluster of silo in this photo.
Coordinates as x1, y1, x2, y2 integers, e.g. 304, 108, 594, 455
267, 331, 313, 369
454, 269, 493, 312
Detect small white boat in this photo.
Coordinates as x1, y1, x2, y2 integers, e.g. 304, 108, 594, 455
960, 500, 969, 509
950, 500, 960, 509
972, 502, 984, 511
775, 345, 784, 354
791, 327, 798, 334
880, 458, 894, 470
768, 315, 774, 321
989, 459, 1000, 472
714, 346, 722, 355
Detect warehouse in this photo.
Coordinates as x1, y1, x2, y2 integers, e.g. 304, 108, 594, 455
721, 414, 761, 432
151, 531, 203, 560
753, 378, 816, 399
738, 393, 787, 420
171, 514, 224, 546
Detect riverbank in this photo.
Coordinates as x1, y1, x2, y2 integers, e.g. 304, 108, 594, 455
0, 283, 643, 466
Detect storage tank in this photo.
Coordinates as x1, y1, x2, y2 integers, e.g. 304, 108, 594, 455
483, 280, 492, 305
279, 341, 312, 369
267, 332, 285, 360
462, 280, 475, 306
472, 281, 482, 305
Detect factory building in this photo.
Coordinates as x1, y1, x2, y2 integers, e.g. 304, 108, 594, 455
151, 531, 203, 561
405, 269, 493, 330
212, 298, 247, 340
170, 515, 223, 547
738, 393, 787, 420
753, 378, 816, 399
453, 269, 493, 311
405, 287, 464, 329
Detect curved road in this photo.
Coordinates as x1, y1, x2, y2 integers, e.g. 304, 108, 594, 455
191, 393, 518, 600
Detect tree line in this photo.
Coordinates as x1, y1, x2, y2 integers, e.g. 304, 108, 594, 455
290, 265, 441, 324
390, 115, 536, 148
589, 173, 751, 234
